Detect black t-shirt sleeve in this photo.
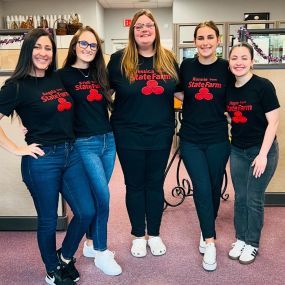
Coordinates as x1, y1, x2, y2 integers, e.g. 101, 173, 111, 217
179, 59, 186, 83
261, 79, 280, 113
0, 82, 19, 116
177, 58, 195, 86
174, 60, 182, 92
107, 50, 124, 89
107, 56, 115, 89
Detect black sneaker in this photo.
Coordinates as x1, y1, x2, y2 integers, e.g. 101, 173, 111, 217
45, 265, 76, 285
57, 249, 80, 282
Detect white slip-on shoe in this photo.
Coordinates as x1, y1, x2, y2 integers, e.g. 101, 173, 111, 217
202, 243, 217, 271
147, 236, 166, 256
131, 238, 147, 258
83, 241, 97, 258
228, 239, 246, 260
199, 232, 206, 254
94, 250, 122, 276
239, 244, 258, 265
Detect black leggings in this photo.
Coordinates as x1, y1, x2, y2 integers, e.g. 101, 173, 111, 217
117, 148, 171, 237
180, 140, 230, 239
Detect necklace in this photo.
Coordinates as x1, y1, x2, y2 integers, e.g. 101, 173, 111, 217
78, 68, 90, 78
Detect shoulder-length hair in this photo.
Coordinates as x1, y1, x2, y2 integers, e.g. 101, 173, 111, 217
121, 9, 178, 82
6, 28, 56, 84
63, 26, 112, 103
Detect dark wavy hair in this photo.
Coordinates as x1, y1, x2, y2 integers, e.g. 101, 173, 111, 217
6, 28, 56, 84
63, 26, 112, 105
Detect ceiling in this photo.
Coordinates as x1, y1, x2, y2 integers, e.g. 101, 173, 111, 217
97, 0, 173, 9
1, 0, 173, 8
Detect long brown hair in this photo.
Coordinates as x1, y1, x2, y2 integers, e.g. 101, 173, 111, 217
121, 9, 178, 82
194, 21, 220, 40
4, 28, 57, 120
63, 26, 112, 105
6, 28, 56, 84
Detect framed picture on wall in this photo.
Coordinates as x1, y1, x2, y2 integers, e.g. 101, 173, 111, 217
244, 12, 270, 29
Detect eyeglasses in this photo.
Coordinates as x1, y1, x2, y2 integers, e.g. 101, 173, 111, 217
77, 40, 98, 51
134, 22, 155, 31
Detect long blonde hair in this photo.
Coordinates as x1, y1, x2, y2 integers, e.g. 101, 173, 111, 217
121, 9, 178, 82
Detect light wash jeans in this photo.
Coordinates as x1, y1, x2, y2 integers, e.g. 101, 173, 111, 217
75, 132, 116, 251
230, 140, 279, 247
21, 142, 95, 272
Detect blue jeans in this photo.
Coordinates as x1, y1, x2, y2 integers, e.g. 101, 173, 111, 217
75, 132, 116, 251
180, 140, 230, 239
230, 140, 279, 247
21, 142, 95, 272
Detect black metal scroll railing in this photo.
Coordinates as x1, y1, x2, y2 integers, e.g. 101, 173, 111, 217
163, 109, 229, 211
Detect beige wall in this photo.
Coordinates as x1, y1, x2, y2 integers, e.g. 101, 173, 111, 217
0, 76, 37, 215
254, 69, 284, 193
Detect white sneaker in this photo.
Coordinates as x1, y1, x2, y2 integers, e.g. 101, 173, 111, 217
199, 232, 206, 254
202, 243, 217, 271
239, 244, 258, 265
228, 239, 245, 260
94, 250, 122, 276
83, 241, 97, 258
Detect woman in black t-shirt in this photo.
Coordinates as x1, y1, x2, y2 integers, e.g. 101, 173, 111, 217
226, 42, 279, 264
176, 21, 231, 271
58, 26, 121, 276
107, 9, 179, 258
0, 29, 95, 285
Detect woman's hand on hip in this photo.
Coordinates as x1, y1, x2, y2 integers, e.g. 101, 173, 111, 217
14, 143, 45, 159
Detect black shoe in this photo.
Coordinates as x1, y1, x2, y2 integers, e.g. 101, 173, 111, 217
45, 265, 76, 285
57, 249, 80, 282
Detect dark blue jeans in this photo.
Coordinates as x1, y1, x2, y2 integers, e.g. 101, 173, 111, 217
117, 148, 171, 237
180, 140, 230, 239
21, 142, 95, 272
230, 140, 279, 247
75, 132, 116, 251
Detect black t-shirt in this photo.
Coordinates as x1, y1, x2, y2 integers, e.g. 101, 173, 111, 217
57, 66, 111, 138
178, 57, 232, 144
226, 74, 280, 149
0, 73, 75, 145
107, 49, 179, 150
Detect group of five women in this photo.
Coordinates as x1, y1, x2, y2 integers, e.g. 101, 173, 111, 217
0, 8, 279, 285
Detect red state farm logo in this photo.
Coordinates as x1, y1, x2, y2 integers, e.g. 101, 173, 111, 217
232, 111, 247, 123
87, 89, 103, 102
195, 87, 213, 101
57, 98, 72, 112
141, 80, 164, 96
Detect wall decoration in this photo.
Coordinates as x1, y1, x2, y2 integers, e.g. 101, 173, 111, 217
244, 12, 270, 29
238, 26, 285, 63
